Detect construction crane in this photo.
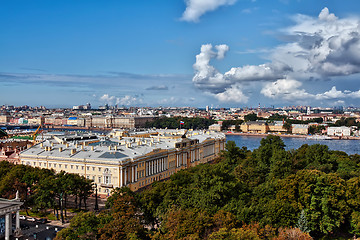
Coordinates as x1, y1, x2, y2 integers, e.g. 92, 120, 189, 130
32, 125, 42, 145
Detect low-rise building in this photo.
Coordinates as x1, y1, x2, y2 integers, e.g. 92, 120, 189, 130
327, 126, 351, 137
268, 121, 286, 133
209, 124, 222, 132
241, 121, 268, 133
292, 124, 309, 135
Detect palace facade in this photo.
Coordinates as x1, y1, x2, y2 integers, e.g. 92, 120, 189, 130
19, 130, 226, 194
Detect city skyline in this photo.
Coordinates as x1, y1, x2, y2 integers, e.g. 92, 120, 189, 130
2, 1, 360, 108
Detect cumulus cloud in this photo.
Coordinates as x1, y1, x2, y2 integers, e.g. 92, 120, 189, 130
100, 94, 116, 105
116, 95, 142, 106
260, 81, 360, 102
274, 7, 360, 77
100, 94, 143, 106
261, 79, 312, 101
181, 0, 236, 22
192, 44, 291, 102
215, 85, 249, 103
315, 86, 346, 100
192, 7, 360, 104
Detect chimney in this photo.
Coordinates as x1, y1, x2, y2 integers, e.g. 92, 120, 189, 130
75, 144, 78, 148
59, 147, 63, 152
81, 145, 84, 150
108, 146, 111, 151
71, 149, 76, 155
114, 146, 118, 151
51, 142, 54, 147
137, 141, 141, 146
65, 143, 69, 148
91, 146, 94, 151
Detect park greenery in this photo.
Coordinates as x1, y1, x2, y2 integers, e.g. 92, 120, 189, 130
54, 135, 360, 239
0, 162, 93, 221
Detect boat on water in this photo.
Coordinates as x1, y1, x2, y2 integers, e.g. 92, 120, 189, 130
306, 135, 332, 140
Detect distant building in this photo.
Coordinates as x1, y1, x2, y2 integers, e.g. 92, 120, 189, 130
327, 126, 351, 137
268, 121, 286, 133
241, 121, 268, 133
292, 124, 309, 135
0, 115, 10, 124
209, 124, 222, 132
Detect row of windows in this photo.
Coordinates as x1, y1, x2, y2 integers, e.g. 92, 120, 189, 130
25, 161, 104, 172
138, 171, 175, 187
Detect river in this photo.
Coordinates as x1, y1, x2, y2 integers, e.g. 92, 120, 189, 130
226, 134, 360, 155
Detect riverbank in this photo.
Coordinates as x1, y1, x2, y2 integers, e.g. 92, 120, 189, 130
224, 132, 360, 140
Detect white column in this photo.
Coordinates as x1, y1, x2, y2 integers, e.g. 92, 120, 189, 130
145, 162, 148, 176
157, 160, 159, 173
120, 167, 123, 187
5, 213, 10, 240
131, 166, 134, 183
135, 165, 138, 182
16, 210, 20, 230
124, 167, 127, 185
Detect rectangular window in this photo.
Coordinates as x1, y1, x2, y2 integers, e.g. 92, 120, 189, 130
92, 167, 95, 171
65, 165, 67, 169
59, 164, 61, 168
87, 166, 90, 171
104, 176, 111, 184
54, 164, 56, 168
39, 163, 42, 167
98, 167, 101, 171
76, 166, 79, 170
71, 165, 73, 169
49, 163, 51, 167
98, 177, 101, 183
82, 166, 84, 170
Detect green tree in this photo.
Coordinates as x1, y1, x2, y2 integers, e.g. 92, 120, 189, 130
55, 212, 99, 240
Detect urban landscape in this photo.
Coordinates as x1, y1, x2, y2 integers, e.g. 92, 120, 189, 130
3, 0, 360, 239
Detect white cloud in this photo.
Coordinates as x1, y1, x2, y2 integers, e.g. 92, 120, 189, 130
318, 7, 338, 21
181, 0, 236, 22
260, 80, 360, 102
192, 7, 360, 104
100, 94, 115, 105
116, 95, 143, 106
315, 86, 346, 100
100, 94, 143, 106
215, 85, 249, 103
261, 79, 311, 101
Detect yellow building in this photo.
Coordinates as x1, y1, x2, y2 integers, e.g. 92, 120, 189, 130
19, 130, 225, 195
241, 121, 269, 133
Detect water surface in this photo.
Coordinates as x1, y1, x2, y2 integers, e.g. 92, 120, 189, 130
226, 135, 360, 155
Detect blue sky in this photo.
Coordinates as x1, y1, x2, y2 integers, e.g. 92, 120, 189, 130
1, 0, 360, 108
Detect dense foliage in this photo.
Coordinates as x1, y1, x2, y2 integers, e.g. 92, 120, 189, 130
57, 136, 360, 239
0, 162, 93, 220
145, 117, 215, 130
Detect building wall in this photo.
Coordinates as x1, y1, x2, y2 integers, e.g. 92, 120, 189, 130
327, 127, 351, 137
0, 116, 10, 124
